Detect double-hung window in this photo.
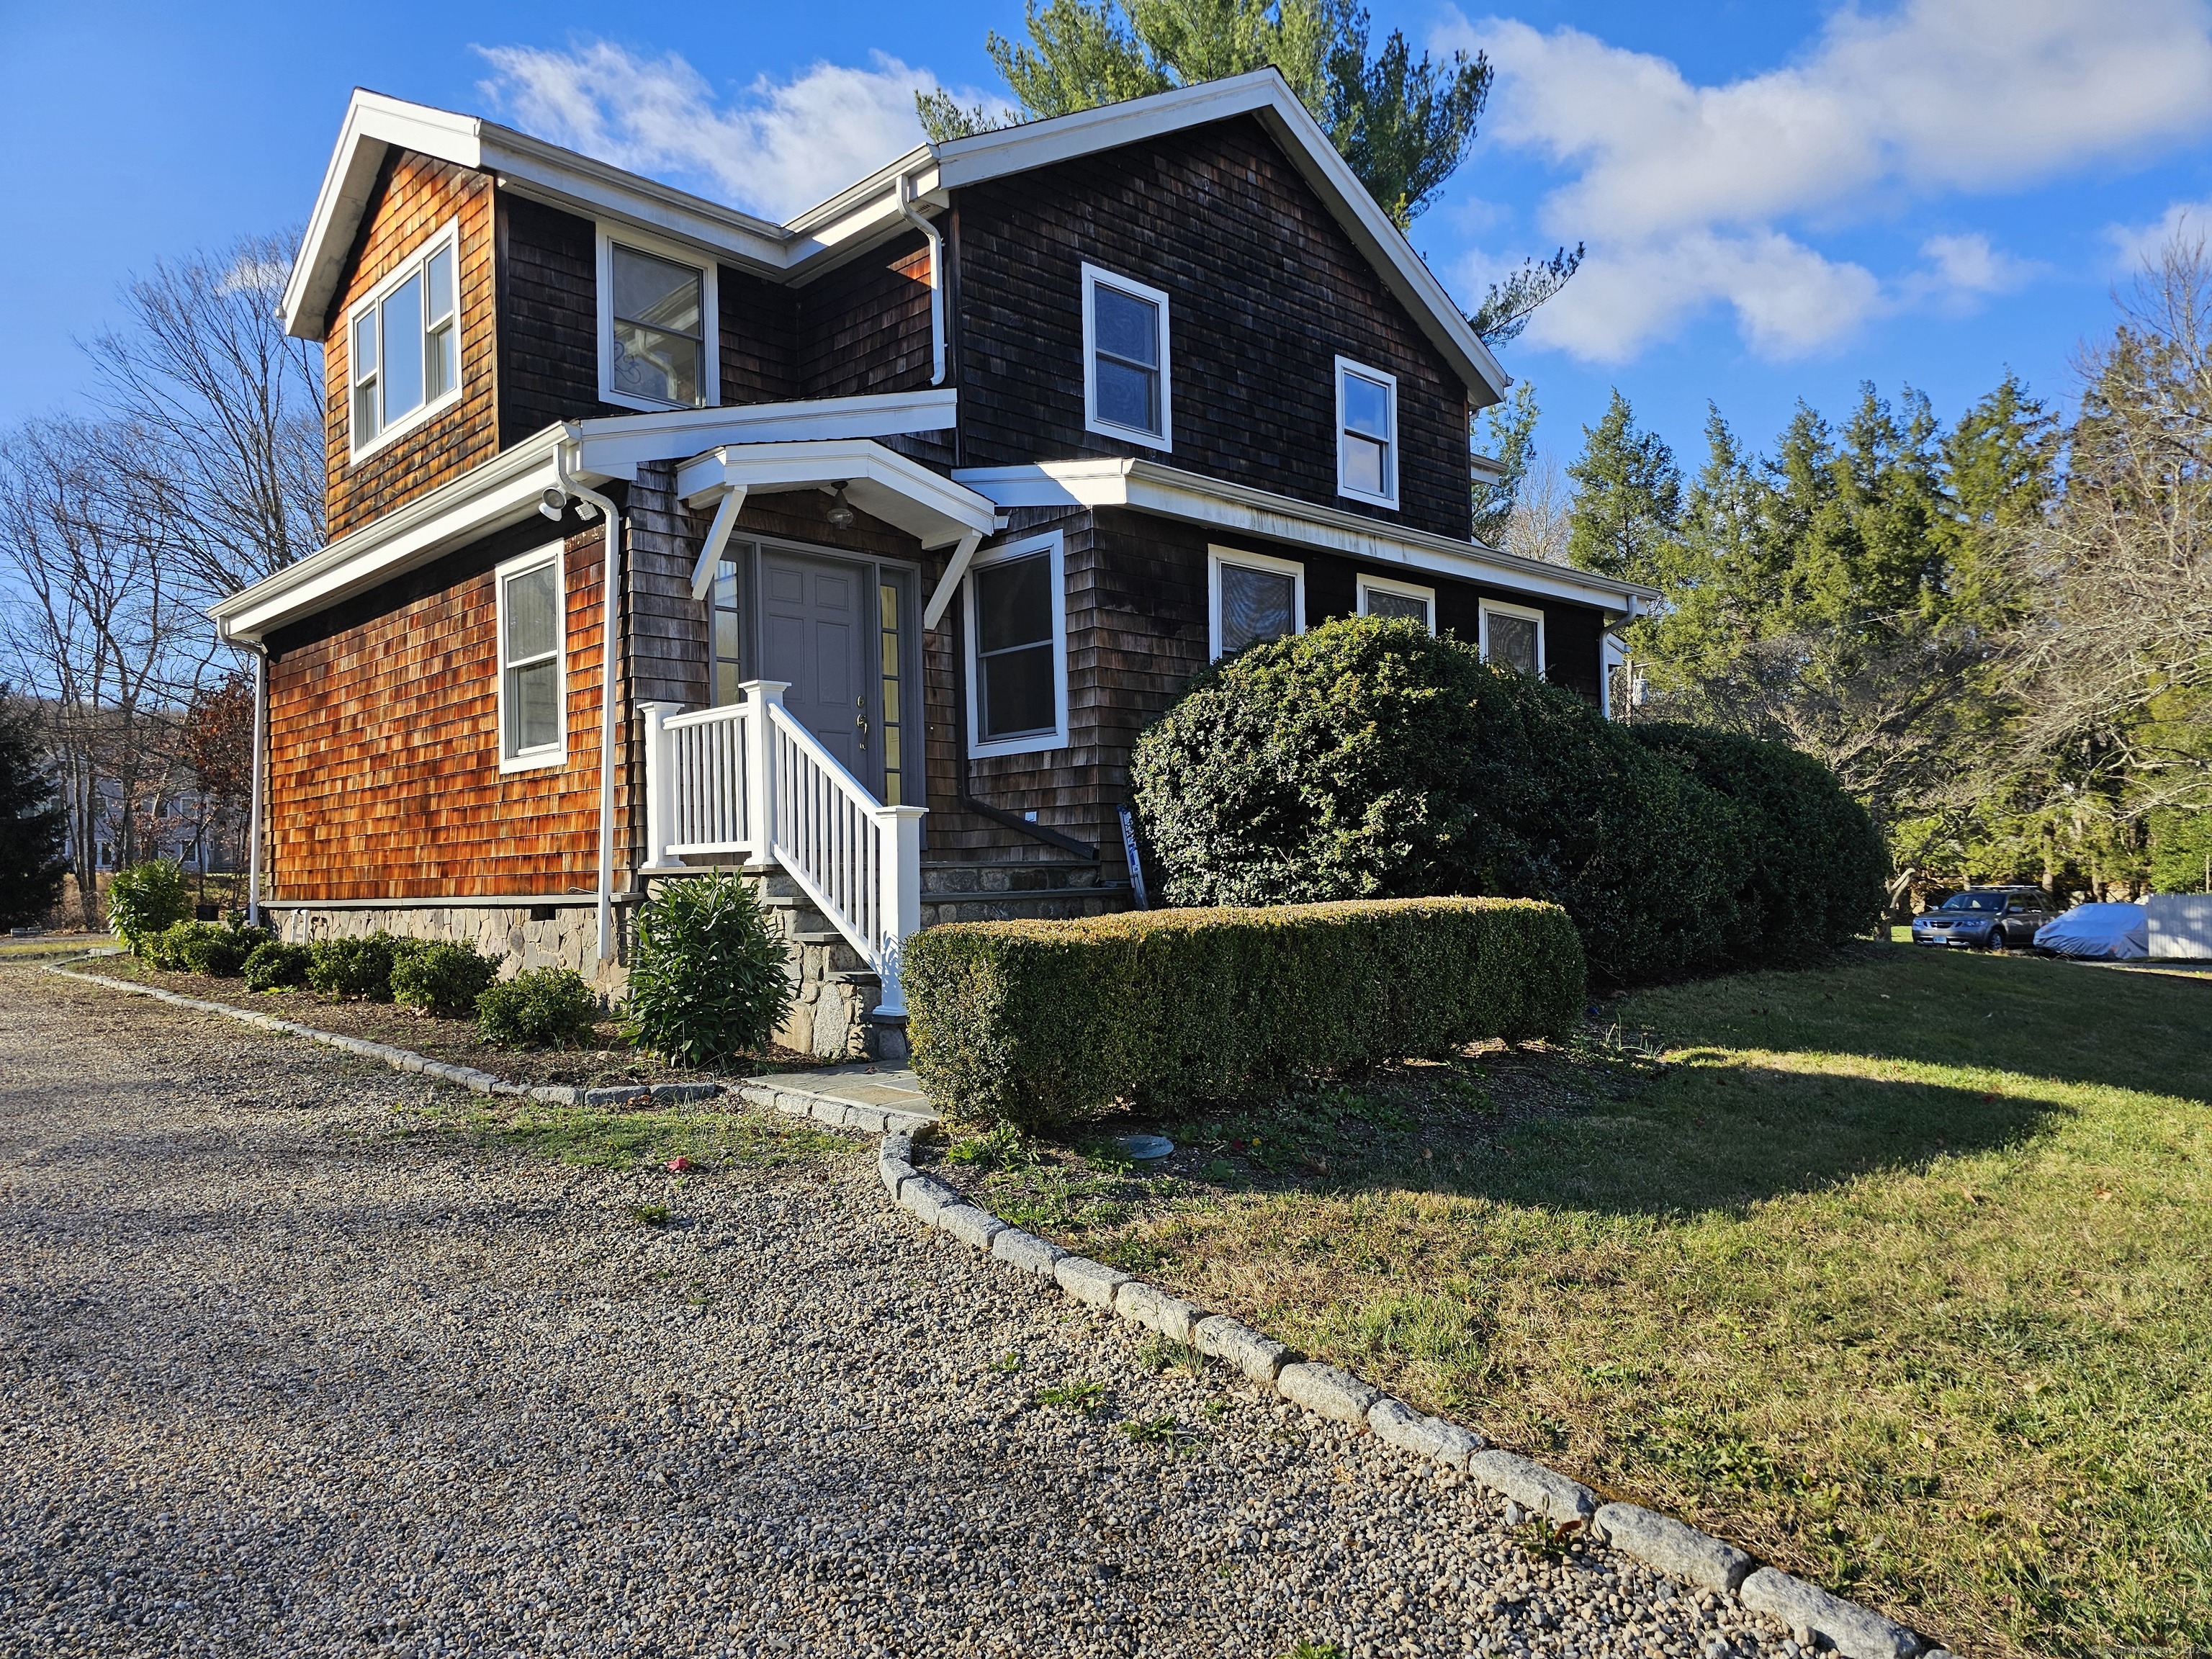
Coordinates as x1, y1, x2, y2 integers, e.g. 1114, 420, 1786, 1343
498, 546, 567, 771
1335, 357, 1398, 508
349, 223, 461, 455
966, 533, 1067, 757
1082, 264, 1172, 449
598, 230, 717, 410
1357, 573, 1434, 631
1209, 547, 1305, 660
1479, 598, 1545, 677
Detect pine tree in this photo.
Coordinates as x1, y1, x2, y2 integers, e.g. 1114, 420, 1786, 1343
1565, 390, 1681, 588
0, 689, 67, 928
1471, 379, 1538, 547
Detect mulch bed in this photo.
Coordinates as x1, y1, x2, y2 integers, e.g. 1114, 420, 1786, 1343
67, 959, 819, 1089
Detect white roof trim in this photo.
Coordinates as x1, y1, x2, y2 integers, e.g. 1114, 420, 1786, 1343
567, 388, 958, 483
282, 76, 1505, 403
676, 439, 1002, 552
212, 430, 566, 643
952, 459, 1655, 614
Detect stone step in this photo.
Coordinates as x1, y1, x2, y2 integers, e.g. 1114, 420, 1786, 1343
921, 858, 1117, 896
920, 884, 1136, 927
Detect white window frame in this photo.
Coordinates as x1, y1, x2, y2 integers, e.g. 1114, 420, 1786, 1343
1357, 572, 1436, 632
345, 217, 464, 464
964, 531, 1068, 760
1334, 356, 1400, 509
495, 542, 569, 774
596, 225, 721, 413
1081, 263, 1172, 451
1479, 597, 1547, 677
1208, 546, 1305, 661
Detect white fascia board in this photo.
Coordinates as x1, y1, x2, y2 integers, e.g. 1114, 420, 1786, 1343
677, 439, 1000, 550
569, 390, 958, 483
930, 69, 1509, 408
952, 459, 1655, 613
211, 433, 565, 642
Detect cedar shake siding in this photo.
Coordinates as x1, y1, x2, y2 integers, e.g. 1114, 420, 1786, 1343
324, 151, 499, 541
495, 193, 617, 444
263, 518, 623, 900
797, 231, 935, 400
953, 115, 1473, 539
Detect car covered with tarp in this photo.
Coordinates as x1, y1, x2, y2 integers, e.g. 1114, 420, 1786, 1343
2033, 902, 2149, 960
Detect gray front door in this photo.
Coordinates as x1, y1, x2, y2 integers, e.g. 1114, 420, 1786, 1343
760, 549, 872, 786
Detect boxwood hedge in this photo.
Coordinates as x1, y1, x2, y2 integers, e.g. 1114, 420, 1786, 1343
904, 896, 1583, 1130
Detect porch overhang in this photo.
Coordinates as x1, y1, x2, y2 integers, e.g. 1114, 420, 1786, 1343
953, 459, 1658, 618
674, 439, 1002, 552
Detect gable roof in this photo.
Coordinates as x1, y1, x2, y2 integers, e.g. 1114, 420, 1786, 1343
280, 70, 1506, 405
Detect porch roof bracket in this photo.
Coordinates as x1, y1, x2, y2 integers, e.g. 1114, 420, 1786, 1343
921, 529, 984, 631
688, 485, 748, 602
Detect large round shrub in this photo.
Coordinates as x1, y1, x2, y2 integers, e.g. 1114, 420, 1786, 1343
477, 968, 601, 1048
621, 872, 792, 1064
243, 939, 312, 992
391, 940, 500, 1016
1130, 617, 1766, 984
107, 860, 190, 956
1627, 723, 1885, 961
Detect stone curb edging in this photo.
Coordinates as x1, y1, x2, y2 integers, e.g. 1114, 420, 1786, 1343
732, 1078, 935, 1138
45, 967, 716, 1110
876, 1125, 1943, 1659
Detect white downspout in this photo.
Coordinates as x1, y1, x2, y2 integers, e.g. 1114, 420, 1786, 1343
246, 639, 266, 926
896, 170, 946, 387
555, 435, 624, 966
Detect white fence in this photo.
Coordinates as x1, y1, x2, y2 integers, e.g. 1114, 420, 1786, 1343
639, 681, 925, 1015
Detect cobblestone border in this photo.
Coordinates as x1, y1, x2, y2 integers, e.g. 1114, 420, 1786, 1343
867, 1123, 1948, 1659
50, 963, 1948, 1659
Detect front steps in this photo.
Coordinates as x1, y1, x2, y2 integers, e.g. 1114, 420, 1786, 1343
920, 858, 1136, 927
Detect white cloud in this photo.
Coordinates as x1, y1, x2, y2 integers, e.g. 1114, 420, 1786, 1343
476, 40, 967, 221
1440, 0, 2212, 360
2108, 198, 2212, 270
220, 256, 291, 297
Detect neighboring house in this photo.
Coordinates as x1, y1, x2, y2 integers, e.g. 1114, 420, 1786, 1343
212, 68, 1655, 1058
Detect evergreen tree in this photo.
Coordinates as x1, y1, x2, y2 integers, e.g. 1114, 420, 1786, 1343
0, 689, 67, 928
1471, 379, 1538, 547
1565, 390, 1681, 588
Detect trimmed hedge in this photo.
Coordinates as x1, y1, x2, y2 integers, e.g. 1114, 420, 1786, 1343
476, 967, 600, 1048
1131, 616, 1872, 984
306, 934, 400, 1001
243, 940, 312, 992
391, 940, 500, 1016
904, 897, 1584, 1130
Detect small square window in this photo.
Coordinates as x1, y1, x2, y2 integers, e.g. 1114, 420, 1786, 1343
597, 230, 719, 412
1335, 357, 1399, 509
1082, 264, 1172, 449
1357, 575, 1434, 631
346, 222, 462, 458
498, 547, 567, 770
1209, 548, 1305, 660
1480, 599, 1545, 677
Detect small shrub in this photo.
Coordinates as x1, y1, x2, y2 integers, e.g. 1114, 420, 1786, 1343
904, 896, 1585, 1130
176, 922, 271, 977
391, 940, 500, 1016
476, 967, 601, 1048
621, 872, 792, 1064
306, 933, 400, 1001
243, 940, 312, 992
107, 860, 191, 956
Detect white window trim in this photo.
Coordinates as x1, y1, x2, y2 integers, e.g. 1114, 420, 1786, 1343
1357, 572, 1436, 632
495, 542, 569, 775
596, 225, 721, 413
1334, 355, 1400, 509
1479, 597, 1547, 676
1081, 262, 1172, 451
1208, 545, 1305, 661
345, 217, 464, 466
964, 531, 1068, 760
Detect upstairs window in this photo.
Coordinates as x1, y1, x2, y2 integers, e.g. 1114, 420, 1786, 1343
1336, 357, 1398, 508
1082, 264, 1172, 449
1480, 598, 1545, 678
1209, 547, 1304, 659
349, 224, 460, 456
498, 546, 567, 771
966, 533, 1068, 757
598, 231, 718, 411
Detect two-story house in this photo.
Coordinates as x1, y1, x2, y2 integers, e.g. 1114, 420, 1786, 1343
212, 68, 1653, 1058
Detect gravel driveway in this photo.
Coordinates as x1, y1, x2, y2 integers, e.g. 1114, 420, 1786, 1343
1, 966, 1794, 1659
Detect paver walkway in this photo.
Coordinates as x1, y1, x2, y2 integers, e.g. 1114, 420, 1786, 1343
0, 967, 1790, 1659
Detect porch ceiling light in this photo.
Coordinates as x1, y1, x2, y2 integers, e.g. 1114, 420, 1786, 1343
826, 481, 856, 529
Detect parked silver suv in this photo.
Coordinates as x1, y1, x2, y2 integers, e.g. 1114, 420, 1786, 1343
1910, 886, 2056, 952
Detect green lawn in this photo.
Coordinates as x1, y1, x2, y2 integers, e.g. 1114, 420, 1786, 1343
933, 945, 2211, 1658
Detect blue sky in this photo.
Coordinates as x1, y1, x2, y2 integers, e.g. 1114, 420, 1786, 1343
7, 0, 2212, 481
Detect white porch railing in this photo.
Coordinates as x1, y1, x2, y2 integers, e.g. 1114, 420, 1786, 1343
639, 681, 926, 1015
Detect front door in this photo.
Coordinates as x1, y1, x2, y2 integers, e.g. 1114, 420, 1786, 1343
760, 549, 872, 786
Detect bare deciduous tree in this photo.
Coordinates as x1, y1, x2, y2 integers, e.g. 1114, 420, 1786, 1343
1501, 452, 1573, 566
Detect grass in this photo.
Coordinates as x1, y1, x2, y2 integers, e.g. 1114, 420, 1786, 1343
932, 945, 2211, 1658
403, 1094, 853, 1174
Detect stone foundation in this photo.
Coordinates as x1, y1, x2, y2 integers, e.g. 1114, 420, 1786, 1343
267, 902, 632, 998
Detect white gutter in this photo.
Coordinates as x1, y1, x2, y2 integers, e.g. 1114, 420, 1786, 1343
895, 171, 947, 387
554, 436, 624, 966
